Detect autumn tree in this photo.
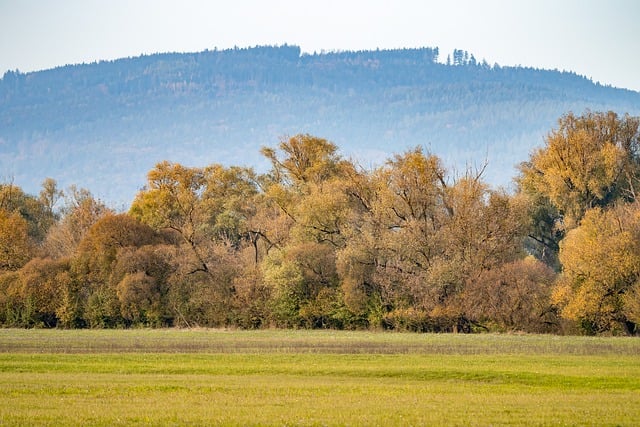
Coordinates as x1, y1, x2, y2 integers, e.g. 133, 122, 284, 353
130, 161, 208, 269
72, 213, 162, 327
229, 256, 272, 328
39, 178, 63, 217
259, 135, 359, 327
0, 256, 74, 327
519, 110, 640, 232
260, 134, 358, 246
0, 271, 19, 325
0, 209, 33, 271
74, 214, 160, 282
43, 186, 113, 259
111, 244, 175, 326
260, 134, 346, 186
130, 161, 258, 271
461, 257, 557, 332
0, 181, 60, 277
516, 111, 640, 334
15, 258, 72, 327
0, 181, 73, 327
553, 203, 640, 334
10, 116, 640, 333
367, 149, 452, 325
130, 161, 260, 326
336, 148, 530, 331
0, 181, 57, 244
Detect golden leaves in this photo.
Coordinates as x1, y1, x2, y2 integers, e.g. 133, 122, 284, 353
522, 111, 637, 228
0, 209, 32, 271
554, 203, 640, 332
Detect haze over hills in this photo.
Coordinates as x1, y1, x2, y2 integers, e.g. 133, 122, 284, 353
1, 45, 639, 205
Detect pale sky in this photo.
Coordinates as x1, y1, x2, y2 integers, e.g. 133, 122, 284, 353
1, 0, 639, 91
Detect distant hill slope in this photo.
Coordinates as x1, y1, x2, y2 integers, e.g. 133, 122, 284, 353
1, 45, 639, 205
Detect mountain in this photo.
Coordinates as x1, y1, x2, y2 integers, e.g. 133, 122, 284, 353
1, 45, 639, 205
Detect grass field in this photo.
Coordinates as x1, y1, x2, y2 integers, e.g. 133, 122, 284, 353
0, 329, 638, 426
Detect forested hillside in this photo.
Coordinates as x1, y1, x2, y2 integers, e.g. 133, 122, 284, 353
2, 45, 639, 203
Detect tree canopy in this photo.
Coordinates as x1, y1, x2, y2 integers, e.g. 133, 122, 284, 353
2, 111, 640, 334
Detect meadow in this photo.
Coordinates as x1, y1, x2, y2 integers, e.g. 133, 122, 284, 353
0, 329, 639, 426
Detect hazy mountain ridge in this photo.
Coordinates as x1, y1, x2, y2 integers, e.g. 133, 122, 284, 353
1, 45, 639, 205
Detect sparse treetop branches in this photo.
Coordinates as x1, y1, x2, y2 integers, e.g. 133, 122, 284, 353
381, 148, 449, 223
261, 134, 347, 185
44, 186, 112, 259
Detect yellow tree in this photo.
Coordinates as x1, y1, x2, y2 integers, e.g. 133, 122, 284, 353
111, 245, 175, 326
130, 161, 207, 261
370, 149, 452, 316
15, 257, 72, 327
260, 134, 345, 185
0, 209, 33, 271
553, 203, 640, 334
519, 111, 640, 229
131, 161, 258, 273
201, 164, 258, 247
336, 148, 450, 327
131, 161, 260, 327
260, 134, 357, 246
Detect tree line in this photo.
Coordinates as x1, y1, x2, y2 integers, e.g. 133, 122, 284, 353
1, 110, 639, 334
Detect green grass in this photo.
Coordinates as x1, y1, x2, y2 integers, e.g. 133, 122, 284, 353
0, 329, 639, 426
